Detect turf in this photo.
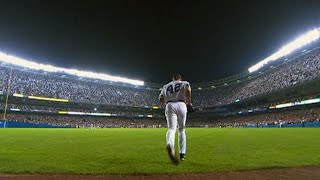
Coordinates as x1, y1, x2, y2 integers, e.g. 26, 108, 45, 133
0, 128, 320, 175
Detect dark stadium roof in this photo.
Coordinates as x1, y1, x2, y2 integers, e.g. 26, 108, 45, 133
1, 1, 320, 84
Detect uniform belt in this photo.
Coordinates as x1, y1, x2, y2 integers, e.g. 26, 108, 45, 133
167, 100, 185, 103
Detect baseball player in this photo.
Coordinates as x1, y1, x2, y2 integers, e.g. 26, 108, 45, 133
159, 74, 193, 164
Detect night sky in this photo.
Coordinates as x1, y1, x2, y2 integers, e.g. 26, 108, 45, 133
0, 0, 320, 84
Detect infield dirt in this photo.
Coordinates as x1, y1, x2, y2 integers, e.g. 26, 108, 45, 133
1, 166, 320, 180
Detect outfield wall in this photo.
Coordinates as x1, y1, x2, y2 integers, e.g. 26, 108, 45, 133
245, 121, 320, 128
1, 120, 319, 128
0, 120, 68, 128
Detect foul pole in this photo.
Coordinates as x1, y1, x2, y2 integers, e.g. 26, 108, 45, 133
3, 67, 13, 126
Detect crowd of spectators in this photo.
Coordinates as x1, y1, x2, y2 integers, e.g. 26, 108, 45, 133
0, 103, 163, 118
0, 47, 320, 108
3, 114, 166, 128
2, 106, 320, 128
193, 48, 320, 107
190, 107, 320, 128
0, 66, 160, 107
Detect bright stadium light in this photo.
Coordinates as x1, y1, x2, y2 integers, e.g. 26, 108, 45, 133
248, 28, 320, 73
0, 52, 144, 86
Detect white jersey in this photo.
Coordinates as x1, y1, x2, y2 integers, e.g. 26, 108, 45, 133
160, 80, 190, 103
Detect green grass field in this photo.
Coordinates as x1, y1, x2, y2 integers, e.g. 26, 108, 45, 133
0, 128, 320, 175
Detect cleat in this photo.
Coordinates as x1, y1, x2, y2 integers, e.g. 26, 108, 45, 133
166, 144, 179, 165
180, 153, 185, 161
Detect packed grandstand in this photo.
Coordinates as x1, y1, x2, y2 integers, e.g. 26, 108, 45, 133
1, 29, 320, 128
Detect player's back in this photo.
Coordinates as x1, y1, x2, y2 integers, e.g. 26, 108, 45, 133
161, 80, 189, 103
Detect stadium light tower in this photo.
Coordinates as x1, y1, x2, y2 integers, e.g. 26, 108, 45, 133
0, 52, 144, 86
248, 27, 320, 73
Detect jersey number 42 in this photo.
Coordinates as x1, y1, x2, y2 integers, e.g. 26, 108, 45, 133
167, 83, 181, 94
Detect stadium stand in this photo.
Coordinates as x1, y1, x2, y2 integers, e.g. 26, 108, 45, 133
1, 45, 320, 128
2, 114, 165, 128
2, 106, 320, 128
0, 64, 159, 107
191, 106, 320, 128
193, 47, 320, 107
1, 47, 320, 108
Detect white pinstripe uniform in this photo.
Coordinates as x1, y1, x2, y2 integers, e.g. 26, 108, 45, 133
159, 80, 190, 155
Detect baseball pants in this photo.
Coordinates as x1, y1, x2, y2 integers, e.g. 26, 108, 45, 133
165, 102, 187, 154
